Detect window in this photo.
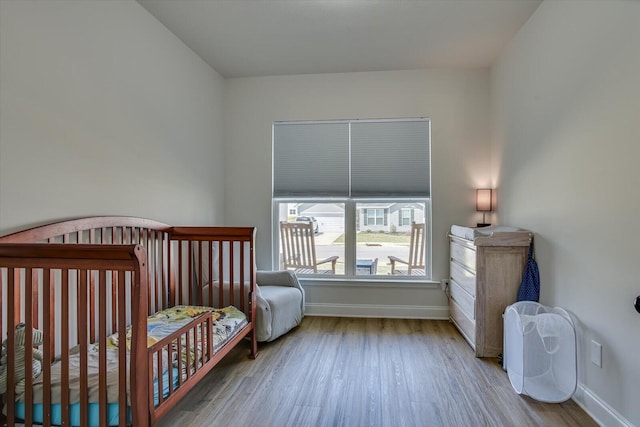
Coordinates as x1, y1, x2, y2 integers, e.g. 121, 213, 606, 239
401, 208, 413, 226
273, 119, 431, 278
364, 208, 386, 226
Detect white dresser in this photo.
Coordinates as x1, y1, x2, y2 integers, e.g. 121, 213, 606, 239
449, 230, 532, 357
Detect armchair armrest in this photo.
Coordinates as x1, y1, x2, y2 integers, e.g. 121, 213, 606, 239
256, 270, 305, 315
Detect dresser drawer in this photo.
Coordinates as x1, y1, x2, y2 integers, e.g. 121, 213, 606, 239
450, 279, 475, 319
450, 260, 476, 296
450, 241, 476, 272
450, 298, 476, 348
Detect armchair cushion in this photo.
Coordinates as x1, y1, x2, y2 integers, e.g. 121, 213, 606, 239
255, 270, 305, 342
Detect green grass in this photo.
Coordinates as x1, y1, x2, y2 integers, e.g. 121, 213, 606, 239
333, 232, 410, 244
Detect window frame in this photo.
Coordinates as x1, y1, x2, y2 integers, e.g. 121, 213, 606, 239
272, 117, 432, 281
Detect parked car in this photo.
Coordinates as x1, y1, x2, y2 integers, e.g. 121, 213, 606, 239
295, 216, 319, 234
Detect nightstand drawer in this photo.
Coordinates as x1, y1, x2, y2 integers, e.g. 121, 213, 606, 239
450, 260, 476, 296
450, 241, 476, 272
450, 279, 475, 319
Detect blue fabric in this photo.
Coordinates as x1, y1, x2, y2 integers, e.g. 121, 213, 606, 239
517, 242, 540, 302
14, 367, 179, 426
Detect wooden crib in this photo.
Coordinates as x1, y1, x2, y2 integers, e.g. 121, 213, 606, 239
0, 216, 257, 427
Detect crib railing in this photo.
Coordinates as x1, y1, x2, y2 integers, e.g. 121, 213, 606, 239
0, 217, 257, 426
0, 243, 149, 427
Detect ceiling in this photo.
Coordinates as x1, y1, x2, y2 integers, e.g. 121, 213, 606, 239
137, 0, 542, 78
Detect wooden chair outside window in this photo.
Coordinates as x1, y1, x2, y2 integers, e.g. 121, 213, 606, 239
388, 222, 426, 275
280, 221, 339, 274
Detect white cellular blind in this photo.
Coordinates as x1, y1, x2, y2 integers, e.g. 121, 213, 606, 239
273, 123, 349, 197
273, 119, 430, 198
351, 120, 430, 197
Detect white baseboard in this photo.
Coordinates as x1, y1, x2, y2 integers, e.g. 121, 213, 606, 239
304, 303, 449, 319
573, 383, 635, 427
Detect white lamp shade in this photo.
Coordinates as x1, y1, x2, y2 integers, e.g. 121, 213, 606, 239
476, 189, 493, 212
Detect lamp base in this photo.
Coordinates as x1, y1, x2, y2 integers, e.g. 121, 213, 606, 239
476, 223, 491, 228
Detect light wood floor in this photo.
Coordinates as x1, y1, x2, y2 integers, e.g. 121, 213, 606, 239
156, 317, 596, 427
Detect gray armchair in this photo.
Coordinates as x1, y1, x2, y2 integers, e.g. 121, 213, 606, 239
255, 270, 305, 342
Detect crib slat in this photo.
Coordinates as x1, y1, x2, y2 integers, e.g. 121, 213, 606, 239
6, 268, 15, 426
188, 241, 193, 305
99, 269, 108, 427
157, 350, 164, 406
143, 229, 150, 314
167, 342, 174, 395
43, 268, 52, 426
13, 269, 21, 325
61, 269, 70, 427
87, 230, 94, 341
200, 318, 207, 362
31, 268, 39, 328
155, 231, 161, 312
208, 241, 214, 307
229, 242, 235, 307
118, 270, 127, 427
218, 244, 224, 307
197, 241, 202, 305
163, 233, 168, 310
206, 316, 213, 361
24, 268, 34, 427
185, 329, 191, 381
240, 243, 245, 312
148, 230, 154, 313
49, 269, 56, 362
169, 239, 175, 307
178, 241, 183, 306
90, 269, 96, 343
111, 269, 118, 333
79, 270, 89, 426
177, 335, 183, 388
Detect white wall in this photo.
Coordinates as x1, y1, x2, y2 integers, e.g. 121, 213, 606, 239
491, 1, 640, 425
0, 0, 226, 234
225, 69, 491, 313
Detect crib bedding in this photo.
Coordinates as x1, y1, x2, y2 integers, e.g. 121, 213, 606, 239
103, 305, 248, 353
15, 368, 178, 427
14, 305, 247, 416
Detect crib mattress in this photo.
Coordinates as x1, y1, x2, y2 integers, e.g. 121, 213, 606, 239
15, 367, 178, 427
13, 305, 247, 425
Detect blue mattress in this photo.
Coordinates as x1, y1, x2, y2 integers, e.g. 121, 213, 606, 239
14, 367, 179, 427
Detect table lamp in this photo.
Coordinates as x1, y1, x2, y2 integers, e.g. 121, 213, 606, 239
476, 188, 492, 227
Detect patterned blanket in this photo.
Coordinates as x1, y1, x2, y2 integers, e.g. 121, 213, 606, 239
102, 305, 246, 352
16, 305, 247, 405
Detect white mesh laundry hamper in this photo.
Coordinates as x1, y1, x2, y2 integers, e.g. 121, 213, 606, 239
504, 301, 577, 403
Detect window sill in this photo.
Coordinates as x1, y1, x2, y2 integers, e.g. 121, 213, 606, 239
298, 276, 441, 289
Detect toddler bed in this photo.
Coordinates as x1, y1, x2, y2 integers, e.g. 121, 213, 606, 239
0, 216, 258, 427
